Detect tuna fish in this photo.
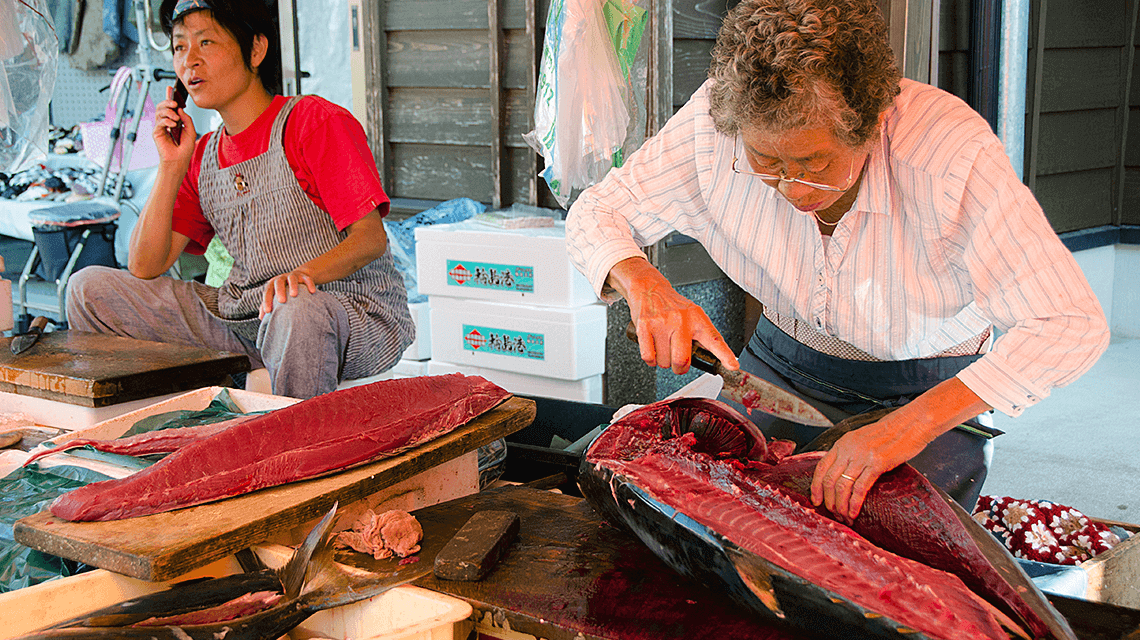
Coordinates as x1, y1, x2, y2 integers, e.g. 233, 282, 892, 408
578, 397, 1077, 640
49, 374, 510, 521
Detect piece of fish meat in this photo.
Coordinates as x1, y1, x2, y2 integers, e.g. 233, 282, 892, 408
50, 374, 510, 521
579, 397, 1077, 640
336, 509, 422, 559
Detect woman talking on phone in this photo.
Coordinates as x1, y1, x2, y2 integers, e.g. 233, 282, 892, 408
67, 0, 414, 399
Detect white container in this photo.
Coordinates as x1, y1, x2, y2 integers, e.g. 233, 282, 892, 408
403, 301, 431, 361
428, 297, 606, 380
0, 389, 189, 431
415, 221, 598, 307
338, 359, 432, 389
427, 360, 603, 404
290, 585, 473, 640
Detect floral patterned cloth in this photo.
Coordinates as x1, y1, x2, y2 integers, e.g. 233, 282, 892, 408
972, 495, 1122, 565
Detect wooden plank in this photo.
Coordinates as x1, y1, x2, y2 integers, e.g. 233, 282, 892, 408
672, 0, 730, 40
362, 0, 391, 194
490, 0, 506, 209
13, 396, 536, 582
1041, 0, 1129, 49
387, 29, 532, 90
1115, 0, 1139, 227
385, 0, 548, 31
1026, 0, 1047, 191
1038, 48, 1126, 113
1033, 170, 1116, 233
388, 87, 532, 147
1035, 109, 1119, 175
389, 143, 537, 203
1125, 167, 1140, 225
0, 331, 249, 408
407, 486, 789, 640
672, 39, 714, 109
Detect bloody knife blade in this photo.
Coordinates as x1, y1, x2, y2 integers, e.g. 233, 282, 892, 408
10, 316, 50, 356
625, 321, 834, 427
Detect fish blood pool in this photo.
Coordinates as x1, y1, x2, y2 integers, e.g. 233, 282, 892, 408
50, 374, 510, 521
580, 397, 1077, 640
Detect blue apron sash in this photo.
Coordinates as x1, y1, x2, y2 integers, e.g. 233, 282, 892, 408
721, 314, 996, 509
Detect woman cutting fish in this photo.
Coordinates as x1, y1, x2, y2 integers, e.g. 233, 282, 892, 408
566, 0, 1107, 519
67, 0, 414, 399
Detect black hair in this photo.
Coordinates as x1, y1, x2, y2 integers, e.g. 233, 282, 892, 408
159, 0, 283, 95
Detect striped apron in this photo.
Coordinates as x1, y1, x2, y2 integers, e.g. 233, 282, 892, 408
191, 97, 414, 379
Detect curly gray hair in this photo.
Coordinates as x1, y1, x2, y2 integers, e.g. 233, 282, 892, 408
708, 0, 901, 148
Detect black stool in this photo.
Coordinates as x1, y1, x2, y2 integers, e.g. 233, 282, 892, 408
17, 201, 120, 331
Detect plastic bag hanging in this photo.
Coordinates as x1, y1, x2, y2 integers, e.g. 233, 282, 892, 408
0, 0, 58, 173
524, 0, 643, 208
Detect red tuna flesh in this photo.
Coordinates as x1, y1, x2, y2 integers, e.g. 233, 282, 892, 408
583, 398, 1076, 640
23, 416, 253, 467
50, 374, 509, 521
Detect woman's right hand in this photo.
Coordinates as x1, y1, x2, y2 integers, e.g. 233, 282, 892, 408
608, 257, 739, 375
153, 85, 196, 165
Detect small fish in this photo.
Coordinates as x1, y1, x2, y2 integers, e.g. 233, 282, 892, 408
13, 503, 403, 640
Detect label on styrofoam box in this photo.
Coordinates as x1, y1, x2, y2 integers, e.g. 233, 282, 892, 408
429, 297, 606, 380
427, 360, 603, 404
402, 301, 430, 361
415, 221, 597, 307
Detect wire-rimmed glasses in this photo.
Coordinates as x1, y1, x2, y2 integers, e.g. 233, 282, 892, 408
731, 137, 856, 193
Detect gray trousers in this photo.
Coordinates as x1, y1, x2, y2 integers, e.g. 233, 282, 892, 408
66, 266, 350, 399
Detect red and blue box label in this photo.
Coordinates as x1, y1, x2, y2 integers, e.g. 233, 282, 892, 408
463, 325, 545, 360
447, 260, 535, 293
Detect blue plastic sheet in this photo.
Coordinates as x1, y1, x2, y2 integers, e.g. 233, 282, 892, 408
386, 198, 484, 304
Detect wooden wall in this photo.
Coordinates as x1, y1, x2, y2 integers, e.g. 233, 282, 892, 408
939, 0, 1139, 234
368, 0, 551, 210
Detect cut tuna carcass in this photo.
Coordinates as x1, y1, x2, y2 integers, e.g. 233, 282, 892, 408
579, 397, 1077, 640
50, 374, 510, 522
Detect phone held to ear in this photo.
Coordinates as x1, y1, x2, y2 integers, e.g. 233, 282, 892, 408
169, 81, 188, 144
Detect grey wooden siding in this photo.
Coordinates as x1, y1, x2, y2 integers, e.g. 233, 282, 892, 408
376, 0, 552, 208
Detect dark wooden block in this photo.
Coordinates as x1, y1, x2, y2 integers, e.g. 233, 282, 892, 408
433, 510, 520, 581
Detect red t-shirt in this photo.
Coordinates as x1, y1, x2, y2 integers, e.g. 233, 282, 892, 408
172, 95, 389, 255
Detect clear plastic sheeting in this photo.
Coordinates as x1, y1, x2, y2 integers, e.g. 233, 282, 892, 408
1, 0, 58, 173
524, 0, 646, 208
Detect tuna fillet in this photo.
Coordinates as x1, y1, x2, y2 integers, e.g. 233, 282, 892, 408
50, 374, 510, 521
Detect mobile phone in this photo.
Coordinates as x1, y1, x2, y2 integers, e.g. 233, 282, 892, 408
169, 80, 188, 144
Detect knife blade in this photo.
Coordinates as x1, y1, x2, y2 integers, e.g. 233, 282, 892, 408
625, 321, 834, 427
10, 316, 50, 355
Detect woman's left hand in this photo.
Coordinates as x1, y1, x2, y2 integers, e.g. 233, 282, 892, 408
260, 269, 318, 319
809, 411, 933, 521
809, 377, 992, 521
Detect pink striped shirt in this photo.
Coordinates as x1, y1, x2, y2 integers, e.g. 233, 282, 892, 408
566, 79, 1108, 417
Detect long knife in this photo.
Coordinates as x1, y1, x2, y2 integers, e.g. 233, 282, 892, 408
625, 322, 833, 427
10, 316, 50, 356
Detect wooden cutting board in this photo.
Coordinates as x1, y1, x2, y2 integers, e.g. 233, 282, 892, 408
14, 395, 535, 582
0, 330, 250, 407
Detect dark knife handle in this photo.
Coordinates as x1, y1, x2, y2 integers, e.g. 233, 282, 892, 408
624, 321, 719, 375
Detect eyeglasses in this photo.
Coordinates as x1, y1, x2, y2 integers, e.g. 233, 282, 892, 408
731, 137, 856, 193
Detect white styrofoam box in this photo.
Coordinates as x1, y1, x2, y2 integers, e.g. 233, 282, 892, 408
403, 300, 431, 360
244, 359, 434, 395
427, 360, 603, 404
0, 544, 472, 640
0, 389, 189, 431
414, 220, 598, 307
428, 296, 606, 380
290, 585, 473, 640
